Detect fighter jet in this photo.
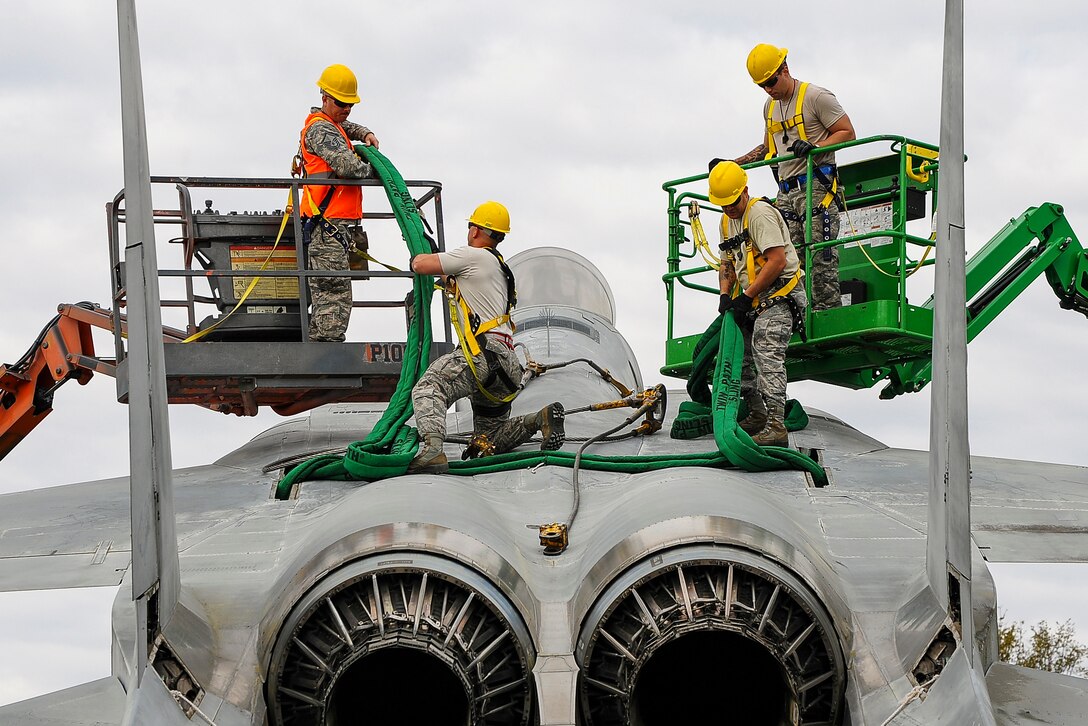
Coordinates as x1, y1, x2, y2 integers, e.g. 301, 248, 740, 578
2, 0, 1088, 724
5, 227, 1088, 725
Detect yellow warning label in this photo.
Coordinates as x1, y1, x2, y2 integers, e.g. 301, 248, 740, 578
229, 246, 300, 300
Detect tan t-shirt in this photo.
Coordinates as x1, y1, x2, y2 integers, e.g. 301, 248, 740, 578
720, 201, 800, 290
438, 245, 514, 336
762, 81, 845, 180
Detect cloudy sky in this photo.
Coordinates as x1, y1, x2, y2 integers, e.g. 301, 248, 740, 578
2, 0, 1087, 708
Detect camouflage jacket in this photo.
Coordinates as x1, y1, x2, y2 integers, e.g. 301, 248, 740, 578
304, 107, 374, 179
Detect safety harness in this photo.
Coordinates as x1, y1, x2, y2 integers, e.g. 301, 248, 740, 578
720, 198, 807, 341
300, 175, 347, 247
444, 246, 520, 413
765, 80, 842, 256
765, 82, 811, 163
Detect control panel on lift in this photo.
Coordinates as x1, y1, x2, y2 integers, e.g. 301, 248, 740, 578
188, 201, 303, 341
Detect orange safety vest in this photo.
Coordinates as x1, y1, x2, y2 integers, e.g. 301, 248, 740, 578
299, 111, 362, 220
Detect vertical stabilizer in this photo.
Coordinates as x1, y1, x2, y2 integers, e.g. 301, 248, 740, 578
116, 0, 180, 682
927, 0, 974, 659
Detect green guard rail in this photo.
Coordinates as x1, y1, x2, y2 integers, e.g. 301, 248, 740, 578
663, 135, 942, 391
662, 135, 1088, 398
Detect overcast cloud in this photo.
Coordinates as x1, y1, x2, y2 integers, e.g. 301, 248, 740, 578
1, 0, 1085, 708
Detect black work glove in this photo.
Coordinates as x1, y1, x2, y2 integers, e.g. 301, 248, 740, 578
789, 139, 817, 157
731, 292, 754, 325
708, 157, 728, 172
718, 293, 733, 315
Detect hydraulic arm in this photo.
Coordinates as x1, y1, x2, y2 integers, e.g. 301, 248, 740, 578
661, 138, 1088, 399
0, 303, 117, 460
881, 202, 1088, 397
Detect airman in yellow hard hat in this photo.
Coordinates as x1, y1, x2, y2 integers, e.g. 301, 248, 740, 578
709, 44, 856, 311
297, 64, 382, 342
711, 161, 807, 447
407, 202, 566, 474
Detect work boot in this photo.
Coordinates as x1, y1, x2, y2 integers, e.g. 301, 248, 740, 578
752, 419, 789, 447
407, 436, 449, 474
528, 403, 566, 451
738, 410, 768, 435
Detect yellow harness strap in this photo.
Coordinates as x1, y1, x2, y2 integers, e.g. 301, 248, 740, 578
441, 279, 518, 404
301, 171, 325, 217
442, 278, 512, 357
738, 199, 801, 307
765, 82, 810, 160
475, 313, 512, 337
765, 82, 838, 212
444, 279, 482, 356
815, 174, 838, 212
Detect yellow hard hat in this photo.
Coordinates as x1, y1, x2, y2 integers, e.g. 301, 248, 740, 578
468, 201, 511, 235
746, 44, 788, 85
317, 64, 361, 104
708, 161, 748, 207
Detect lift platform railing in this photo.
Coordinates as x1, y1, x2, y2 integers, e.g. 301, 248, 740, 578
105, 175, 452, 361
662, 135, 944, 390
99, 175, 454, 416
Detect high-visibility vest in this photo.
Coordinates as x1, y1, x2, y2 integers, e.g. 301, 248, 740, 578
299, 111, 362, 220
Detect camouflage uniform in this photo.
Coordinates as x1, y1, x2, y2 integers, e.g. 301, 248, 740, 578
777, 186, 840, 311
741, 286, 808, 422
306, 219, 354, 341
412, 337, 535, 452
720, 200, 805, 431
303, 108, 373, 342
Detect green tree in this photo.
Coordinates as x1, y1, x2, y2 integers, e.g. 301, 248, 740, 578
998, 615, 1088, 676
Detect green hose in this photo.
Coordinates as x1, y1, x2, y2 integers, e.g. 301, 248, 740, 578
276, 152, 826, 498
707, 313, 825, 481
275, 146, 432, 497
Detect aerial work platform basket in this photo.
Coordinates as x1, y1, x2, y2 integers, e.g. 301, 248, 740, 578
1, 155, 451, 459
661, 135, 1088, 398
100, 174, 453, 416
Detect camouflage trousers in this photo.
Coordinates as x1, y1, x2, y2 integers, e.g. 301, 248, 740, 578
778, 185, 841, 311
307, 218, 354, 342
412, 337, 535, 453
741, 287, 807, 420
